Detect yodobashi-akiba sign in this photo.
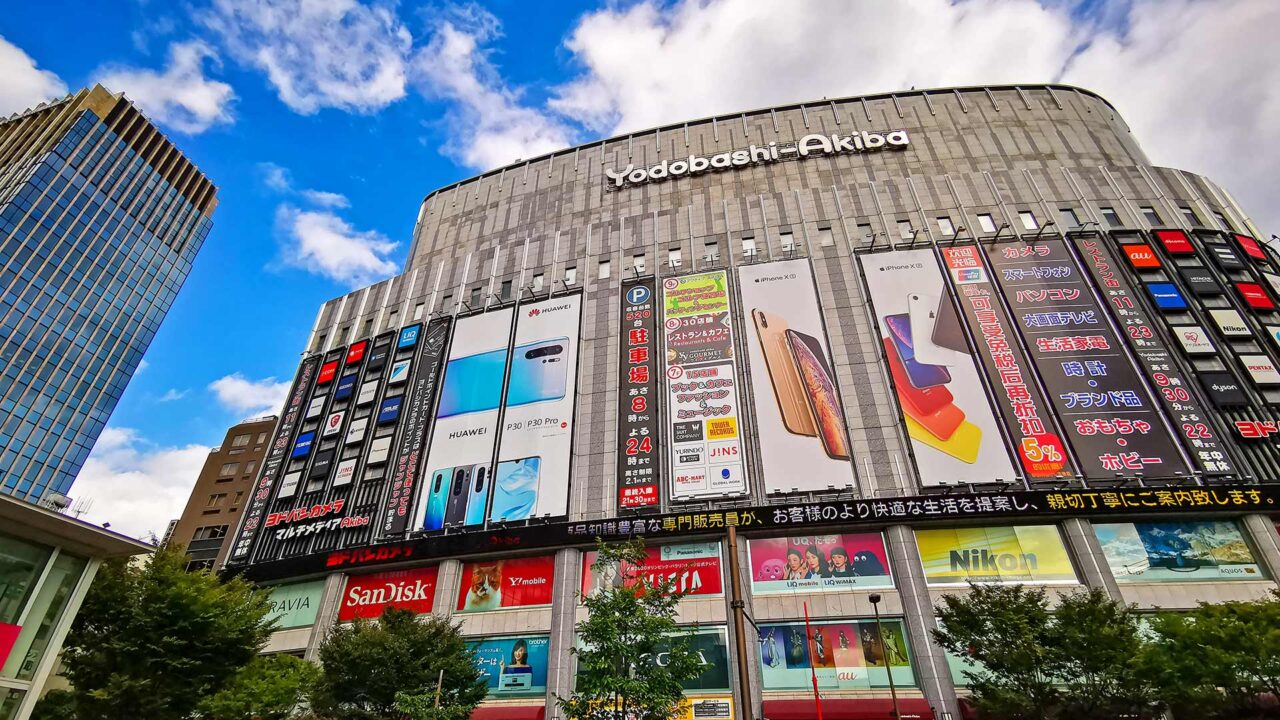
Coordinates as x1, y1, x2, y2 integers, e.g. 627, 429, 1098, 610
606, 130, 910, 188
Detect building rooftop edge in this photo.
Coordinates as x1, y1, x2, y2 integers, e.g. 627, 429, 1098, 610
0, 492, 154, 558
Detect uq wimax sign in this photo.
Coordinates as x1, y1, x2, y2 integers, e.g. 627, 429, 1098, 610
605, 129, 910, 189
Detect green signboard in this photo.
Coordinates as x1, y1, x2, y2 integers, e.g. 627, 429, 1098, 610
267, 579, 325, 629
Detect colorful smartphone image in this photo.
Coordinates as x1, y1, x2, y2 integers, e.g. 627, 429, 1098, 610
444, 466, 471, 526
905, 415, 982, 463
929, 293, 969, 355
907, 293, 967, 366
881, 339, 954, 417
885, 314, 951, 388
424, 469, 450, 530
464, 464, 490, 526
753, 309, 817, 437
437, 347, 509, 417
490, 456, 541, 522
506, 338, 569, 407
786, 329, 850, 460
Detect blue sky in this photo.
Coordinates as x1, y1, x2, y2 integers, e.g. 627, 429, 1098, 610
0, 0, 1274, 537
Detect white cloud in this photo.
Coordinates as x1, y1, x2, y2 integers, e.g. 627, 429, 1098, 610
209, 373, 291, 416
74, 427, 212, 542
300, 189, 350, 208
203, 0, 412, 114
260, 161, 293, 191
96, 40, 235, 134
158, 388, 189, 402
0, 35, 67, 116
413, 5, 575, 170
258, 161, 350, 207
275, 204, 398, 286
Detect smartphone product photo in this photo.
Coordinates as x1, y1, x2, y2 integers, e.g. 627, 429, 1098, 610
885, 313, 952, 388
505, 337, 569, 407
907, 292, 968, 365
752, 309, 817, 437
786, 329, 850, 460
490, 456, 541, 522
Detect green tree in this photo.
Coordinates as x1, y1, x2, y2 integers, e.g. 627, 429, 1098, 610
311, 607, 486, 720
51, 543, 274, 720
557, 539, 703, 720
1050, 588, 1160, 719
195, 654, 320, 720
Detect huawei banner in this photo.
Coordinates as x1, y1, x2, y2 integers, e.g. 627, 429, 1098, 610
1095, 520, 1262, 583
418, 309, 514, 530
455, 555, 555, 613
858, 250, 1018, 485
582, 541, 724, 598
915, 525, 1078, 585
381, 319, 451, 536
493, 295, 583, 522
469, 634, 549, 696
758, 619, 915, 690
738, 260, 855, 492
747, 533, 893, 593
662, 272, 749, 499
338, 566, 439, 621
617, 278, 662, 511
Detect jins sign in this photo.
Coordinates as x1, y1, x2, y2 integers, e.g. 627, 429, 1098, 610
338, 566, 439, 621
606, 130, 910, 188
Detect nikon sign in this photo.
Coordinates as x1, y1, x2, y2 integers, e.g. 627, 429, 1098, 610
605, 130, 910, 188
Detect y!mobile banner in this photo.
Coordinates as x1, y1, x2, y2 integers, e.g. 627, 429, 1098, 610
493, 295, 583, 523
617, 278, 661, 511
455, 555, 555, 612
985, 240, 1189, 478
738, 260, 855, 492
859, 250, 1019, 485
662, 272, 748, 499
230, 355, 320, 561
1072, 236, 1233, 475
418, 309, 515, 531
381, 319, 451, 536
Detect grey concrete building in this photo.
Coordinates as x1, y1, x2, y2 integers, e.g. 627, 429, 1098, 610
230, 85, 1280, 720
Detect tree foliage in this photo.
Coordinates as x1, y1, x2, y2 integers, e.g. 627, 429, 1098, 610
557, 539, 704, 720
51, 543, 275, 720
195, 654, 320, 720
311, 607, 486, 720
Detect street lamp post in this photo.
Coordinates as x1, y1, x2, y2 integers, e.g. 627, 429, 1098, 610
868, 594, 901, 719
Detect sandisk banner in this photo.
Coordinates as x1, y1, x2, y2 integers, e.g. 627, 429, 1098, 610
984, 239, 1189, 479
338, 566, 439, 621
380, 318, 451, 537
230, 355, 320, 561
617, 278, 661, 511
1071, 234, 1232, 475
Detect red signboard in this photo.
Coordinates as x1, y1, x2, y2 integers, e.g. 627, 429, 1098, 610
1154, 229, 1195, 255
317, 360, 339, 384
0, 622, 20, 668
1235, 420, 1280, 440
581, 542, 723, 598
346, 340, 368, 365
1234, 234, 1267, 261
339, 566, 439, 621
1122, 244, 1161, 269
1236, 282, 1276, 310
456, 555, 555, 612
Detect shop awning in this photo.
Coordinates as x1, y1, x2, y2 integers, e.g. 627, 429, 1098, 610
762, 697, 937, 720
471, 705, 545, 720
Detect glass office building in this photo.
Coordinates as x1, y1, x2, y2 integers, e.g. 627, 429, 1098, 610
0, 85, 217, 504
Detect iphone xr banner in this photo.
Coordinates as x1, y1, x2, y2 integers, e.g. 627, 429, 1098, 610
469, 634, 549, 696
738, 260, 855, 493
617, 278, 661, 511
757, 619, 915, 690
858, 250, 1018, 485
380, 319, 451, 536
662, 272, 748, 499
493, 295, 583, 523
985, 239, 1189, 479
418, 309, 514, 530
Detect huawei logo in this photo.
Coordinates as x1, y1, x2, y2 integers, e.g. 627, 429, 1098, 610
528, 308, 541, 317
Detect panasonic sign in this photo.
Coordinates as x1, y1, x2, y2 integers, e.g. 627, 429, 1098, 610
605, 130, 910, 189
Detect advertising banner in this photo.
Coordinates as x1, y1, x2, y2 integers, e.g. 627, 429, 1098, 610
339, 566, 439, 621
230, 355, 320, 561
382, 319, 451, 536
738, 259, 855, 492
493, 295, 583, 523
758, 619, 914, 690
582, 541, 723, 598
1242, 355, 1280, 386
861, 247, 1031, 482
418, 309, 515, 530
1095, 520, 1262, 582
617, 278, 662, 510
985, 239, 1188, 478
578, 628, 731, 693
469, 634, 549, 696
455, 555, 555, 613
662, 272, 748, 499
915, 525, 1077, 585
746, 533, 892, 593
266, 579, 325, 629
1072, 236, 1229, 475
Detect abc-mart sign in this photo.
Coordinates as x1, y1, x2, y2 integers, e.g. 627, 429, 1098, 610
605, 130, 911, 189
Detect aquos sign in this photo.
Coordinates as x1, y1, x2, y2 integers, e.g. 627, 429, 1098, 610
605, 130, 911, 188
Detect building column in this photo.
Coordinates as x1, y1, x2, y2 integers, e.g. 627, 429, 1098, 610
304, 572, 347, 662
15, 559, 100, 720
884, 525, 960, 720
433, 560, 462, 620
1059, 518, 1122, 598
545, 548, 581, 720
1241, 514, 1280, 580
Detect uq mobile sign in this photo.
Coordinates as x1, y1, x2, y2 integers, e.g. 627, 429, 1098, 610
606, 129, 910, 188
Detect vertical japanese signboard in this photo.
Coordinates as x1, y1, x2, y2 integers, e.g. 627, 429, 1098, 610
618, 278, 661, 510
662, 272, 748, 500
1071, 235, 1233, 475
230, 355, 320, 561
985, 239, 1189, 478
935, 247, 1069, 479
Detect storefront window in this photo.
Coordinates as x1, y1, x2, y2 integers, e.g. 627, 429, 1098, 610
758, 618, 915, 690
0, 687, 25, 720
3, 551, 87, 681
0, 532, 53, 625
915, 525, 1078, 586
1095, 520, 1263, 583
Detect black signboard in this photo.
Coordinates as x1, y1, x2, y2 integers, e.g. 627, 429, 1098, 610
985, 239, 1189, 478
309, 449, 334, 478
617, 278, 662, 511
1207, 242, 1246, 272
366, 337, 392, 371
380, 318, 452, 536
1176, 265, 1223, 297
1199, 372, 1250, 408
229, 355, 321, 562
1072, 235, 1232, 475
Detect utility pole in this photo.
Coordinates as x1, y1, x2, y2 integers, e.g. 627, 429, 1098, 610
725, 526, 755, 720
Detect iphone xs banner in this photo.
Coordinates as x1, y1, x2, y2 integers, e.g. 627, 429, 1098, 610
492, 295, 582, 523
738, 260, 855, 493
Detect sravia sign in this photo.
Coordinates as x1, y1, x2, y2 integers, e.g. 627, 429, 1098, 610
606, 130, 910, 189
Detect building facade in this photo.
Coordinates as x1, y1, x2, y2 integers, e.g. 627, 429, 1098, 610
169, 416, 277, 572
0, 85, 217, 504
228, 85, 1280, 720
